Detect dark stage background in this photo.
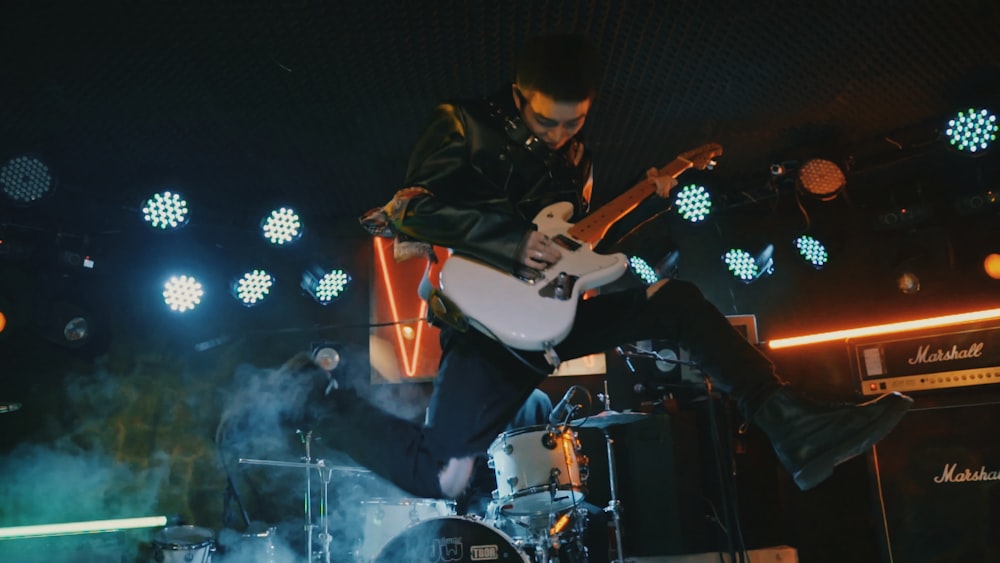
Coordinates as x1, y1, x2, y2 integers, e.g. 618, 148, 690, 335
1, 2, 999, 561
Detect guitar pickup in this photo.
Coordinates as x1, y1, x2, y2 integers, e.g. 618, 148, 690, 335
552, 235, 581, 251
538, 272, 577, 300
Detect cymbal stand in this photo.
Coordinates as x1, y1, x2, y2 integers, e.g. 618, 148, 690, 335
601, 427, 626, 563
298, 429, 316, 561
316, 464, 334, 563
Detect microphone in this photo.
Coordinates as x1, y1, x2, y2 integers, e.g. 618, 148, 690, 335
548, 386, 580, 426
0, 402, 22, 414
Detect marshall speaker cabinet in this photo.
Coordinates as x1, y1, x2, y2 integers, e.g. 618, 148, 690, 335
849, 321, 1000, 562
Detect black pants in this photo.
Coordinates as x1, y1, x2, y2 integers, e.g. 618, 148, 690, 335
337, 279, 782, 498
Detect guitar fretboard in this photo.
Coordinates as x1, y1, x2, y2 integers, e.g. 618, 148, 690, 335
567, 157, 693, 245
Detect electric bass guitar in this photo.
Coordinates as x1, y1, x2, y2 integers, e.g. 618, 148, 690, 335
434, 143, 723, 355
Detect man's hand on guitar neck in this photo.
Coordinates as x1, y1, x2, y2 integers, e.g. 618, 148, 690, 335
520, 230, 562, 270
646, 166, 679, 199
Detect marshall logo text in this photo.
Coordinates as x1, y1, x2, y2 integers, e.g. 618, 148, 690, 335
933, 463, 1000, 484
908, 342, 985, 365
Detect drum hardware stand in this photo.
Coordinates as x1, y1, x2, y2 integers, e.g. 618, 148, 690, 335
299, 429, 317, 561
600, 426, 627, 563
316, 464, 335, 563
592, 381, 630, 563
239, 430, 370, 563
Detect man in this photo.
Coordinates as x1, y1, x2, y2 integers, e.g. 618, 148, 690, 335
346, 33, 912, 506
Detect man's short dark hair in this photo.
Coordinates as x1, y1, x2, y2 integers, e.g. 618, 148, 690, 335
515, 33, 602, 102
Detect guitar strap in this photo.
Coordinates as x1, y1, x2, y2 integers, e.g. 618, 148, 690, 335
488, 100, 585, 183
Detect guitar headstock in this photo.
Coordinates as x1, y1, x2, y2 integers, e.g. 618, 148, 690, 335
678, 143, 723, 171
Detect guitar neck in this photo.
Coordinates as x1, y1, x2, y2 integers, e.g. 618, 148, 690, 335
568, 157, 694, 245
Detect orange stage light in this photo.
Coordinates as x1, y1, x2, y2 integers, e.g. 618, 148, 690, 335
985, 253, 1000, 280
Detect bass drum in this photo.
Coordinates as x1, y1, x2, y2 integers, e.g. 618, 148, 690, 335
152, 525, 215, 563
373, 516, 529, 563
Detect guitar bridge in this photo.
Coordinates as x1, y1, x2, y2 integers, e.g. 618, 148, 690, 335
538, 272, 577, 301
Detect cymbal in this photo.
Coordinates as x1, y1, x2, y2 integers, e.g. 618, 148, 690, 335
569, 410, 647, 429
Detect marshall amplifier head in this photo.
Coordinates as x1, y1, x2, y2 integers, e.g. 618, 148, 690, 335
851, 322, 1000, 396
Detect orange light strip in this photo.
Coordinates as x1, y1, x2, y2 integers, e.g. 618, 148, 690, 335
374, 237, 428, 377
767, 307, 1000, 349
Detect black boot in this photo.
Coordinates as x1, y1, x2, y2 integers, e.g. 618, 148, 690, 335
751, 387, 913, 490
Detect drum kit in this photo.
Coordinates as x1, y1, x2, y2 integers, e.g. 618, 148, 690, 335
365, 408, 649, 563
149, 410, 649, 562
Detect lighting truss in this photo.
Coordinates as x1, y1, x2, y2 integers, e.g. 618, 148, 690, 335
945, 107, 997, 154
0, 155, 55, 205
141, 191, 190, 230
163, 275, 204, 312
261, 207, 303, 246
674, 183, 712, 223
231, 269, 274, 306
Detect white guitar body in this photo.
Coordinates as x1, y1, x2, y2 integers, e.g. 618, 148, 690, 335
437, 201, 628, 351
433, 143, 723, 354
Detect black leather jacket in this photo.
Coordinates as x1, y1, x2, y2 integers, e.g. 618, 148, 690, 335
387, 89, 593, 274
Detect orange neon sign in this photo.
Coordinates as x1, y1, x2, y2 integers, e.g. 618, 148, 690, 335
371, 237, 441, 379
767, 307, 1000, 349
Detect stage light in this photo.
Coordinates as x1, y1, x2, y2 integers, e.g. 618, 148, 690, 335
953, 189, 998, 215
261, 207, 303, 246
628, 256, 659, 285
874, 202, 933, 229
896, 271, 920, 294
141, 191, 190, 230
723, 244, 774, 283
797, 158, 845, 201
0, 154, 55, 205
163, 275, 204, 312
231, 269, 273, 306
984, 253, 1000, 280
629, 249, 681, 285
36, 300, 106, 355
945, 107, 997, 154
674, 183, 712, 223
311, 342, 342, 372
793, 235, 828, 269
301, 266, 351, 304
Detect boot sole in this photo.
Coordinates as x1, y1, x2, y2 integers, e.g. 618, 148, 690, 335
792, 393, 914, 491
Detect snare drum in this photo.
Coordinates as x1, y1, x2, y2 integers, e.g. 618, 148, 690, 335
373, 516, 529, 562
488, 425, 586, 515
358, 497, 456, 562
152, 525, 215, 563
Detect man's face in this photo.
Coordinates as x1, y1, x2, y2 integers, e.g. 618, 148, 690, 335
513, 85, 591, 151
